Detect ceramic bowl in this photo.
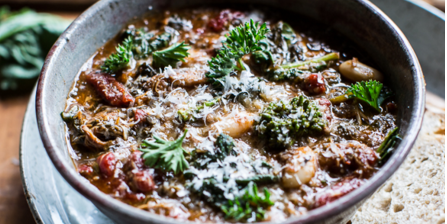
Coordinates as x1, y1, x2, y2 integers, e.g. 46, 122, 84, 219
36, 0, 425, 223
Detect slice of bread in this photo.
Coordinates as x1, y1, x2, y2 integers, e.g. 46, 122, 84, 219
351, 95, 445, 224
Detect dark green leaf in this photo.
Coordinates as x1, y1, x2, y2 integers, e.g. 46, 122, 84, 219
0, 7, 70, 90
347, 80, 384, 112
101, 29, 175, 73
206, 19, 269, 87
377, 127, 400, 163
221, 182, 274, 222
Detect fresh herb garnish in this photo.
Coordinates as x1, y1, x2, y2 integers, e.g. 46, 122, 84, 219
101, 37, 133, 74
152, 41, 190, 68
101, 29, 187, 73
139, 130, 189, 174
330, 80, 391, 112
347, 80, 382, 112
221, 182, 274, 222
206, 19, 269, 87
348, 80, 392, 112
377, 127, 400, 163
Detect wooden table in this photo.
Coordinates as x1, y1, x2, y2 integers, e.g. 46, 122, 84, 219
0, 11, 80, 224
0, 2, 444, 224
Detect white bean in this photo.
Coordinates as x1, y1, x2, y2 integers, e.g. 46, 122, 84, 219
281, 146, 317, 188
211, 111, 254, 138
339, 58, 383, 82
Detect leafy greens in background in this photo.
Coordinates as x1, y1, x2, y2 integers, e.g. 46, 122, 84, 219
0, 6, 71, 90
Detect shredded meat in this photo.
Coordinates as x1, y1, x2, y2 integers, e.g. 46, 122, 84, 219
82, 125, 108, 149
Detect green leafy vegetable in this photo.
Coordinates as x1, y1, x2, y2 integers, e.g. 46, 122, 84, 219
101, 29, 181, 73
377, 127, 400, 163
189, 133, 236, 168
221, 182, 274, 222
139, 130, 189, 174
347, 80, 383, 112
186, 134, 276, 222
279, 22, 296, 43
330, 80, 391, 112
215, 133, 237, 158
206, 19, 269, 87
152, 41, 190, 68
101, 37, 133, 74
60, 105, 80, 122
0, 7, 70, 90
252, 48, 273, 69
256, 95, 328, 149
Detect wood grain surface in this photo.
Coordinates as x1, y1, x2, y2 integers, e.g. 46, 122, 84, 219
0, 12, 80, 224
0, 93, 34, 224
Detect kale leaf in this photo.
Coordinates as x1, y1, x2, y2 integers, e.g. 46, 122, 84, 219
0, 7, 70, 90
185, 134, 276, 222
101, 28, 188, 73
206, 19, 269, 87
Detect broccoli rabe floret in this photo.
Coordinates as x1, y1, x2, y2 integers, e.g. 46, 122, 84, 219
255, 95, 327, 149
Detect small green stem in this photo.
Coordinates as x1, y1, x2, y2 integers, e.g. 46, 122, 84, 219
238, 58, 246, 70
280, 52, 340, 69
329, 93, 353, 104
377, 127, 399, 154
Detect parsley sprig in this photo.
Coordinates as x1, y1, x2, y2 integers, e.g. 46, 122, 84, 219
347, 80, 390, 112
139, 130, 189, 174
221, 182, 274, 222
206, 19, 269, 86
330, 80, 391, 112
152, 41, 190, 68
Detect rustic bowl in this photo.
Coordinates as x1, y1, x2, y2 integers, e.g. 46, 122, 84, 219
36, 0, 425, 223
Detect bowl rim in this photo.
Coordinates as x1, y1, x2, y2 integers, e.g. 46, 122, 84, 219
35, 0, 425, 223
